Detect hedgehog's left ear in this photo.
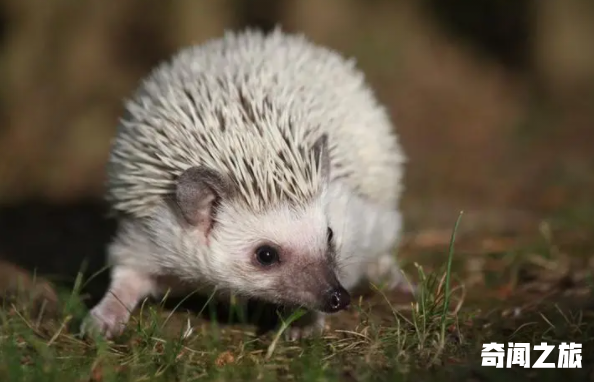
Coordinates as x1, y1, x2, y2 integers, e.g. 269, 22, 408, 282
312, 133, 330, 185
175, 166, 229, 236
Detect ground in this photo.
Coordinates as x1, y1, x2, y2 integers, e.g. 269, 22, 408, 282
0, 201, 592, 381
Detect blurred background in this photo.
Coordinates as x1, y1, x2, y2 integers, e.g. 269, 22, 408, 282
0, 0, 593, 301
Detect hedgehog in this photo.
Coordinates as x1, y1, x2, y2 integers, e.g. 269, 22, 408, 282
82, 28, 408, 340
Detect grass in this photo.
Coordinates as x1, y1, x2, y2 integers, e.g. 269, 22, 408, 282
1, 213, 593, 381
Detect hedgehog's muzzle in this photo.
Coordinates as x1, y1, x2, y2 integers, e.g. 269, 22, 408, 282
305, 267, 351, 313
277, 259, 351, 313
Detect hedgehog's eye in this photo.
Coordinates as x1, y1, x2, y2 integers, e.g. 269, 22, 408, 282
327, 227, 334, 244
255, 245, 280, 266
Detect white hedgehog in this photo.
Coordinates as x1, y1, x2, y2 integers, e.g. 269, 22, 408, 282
83, 28, 408, 340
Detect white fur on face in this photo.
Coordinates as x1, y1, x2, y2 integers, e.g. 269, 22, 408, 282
205, 196, 331, 297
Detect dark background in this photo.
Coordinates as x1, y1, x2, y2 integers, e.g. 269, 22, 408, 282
0, 0, 593, 303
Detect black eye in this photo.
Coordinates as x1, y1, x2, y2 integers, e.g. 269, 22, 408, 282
255, 245, 279, 266
327, 227, 334, 243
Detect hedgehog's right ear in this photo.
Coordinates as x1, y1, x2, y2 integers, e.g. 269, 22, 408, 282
175, 167, 228, 235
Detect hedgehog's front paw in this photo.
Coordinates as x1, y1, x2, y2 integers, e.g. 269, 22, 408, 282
80, 301, 131, 340
284, 311, 326, 341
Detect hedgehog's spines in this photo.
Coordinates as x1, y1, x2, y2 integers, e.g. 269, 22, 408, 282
106, 28, 403, 219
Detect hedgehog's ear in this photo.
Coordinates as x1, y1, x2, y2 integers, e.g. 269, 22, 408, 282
312, 133, 330, 185
175, 167, 228, 234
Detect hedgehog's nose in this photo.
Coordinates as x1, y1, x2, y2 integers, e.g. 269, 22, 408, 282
323, 286, 351, 313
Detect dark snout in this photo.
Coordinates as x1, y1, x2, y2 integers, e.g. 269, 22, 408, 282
321, 285, 351, 313
276, 257, 351, 313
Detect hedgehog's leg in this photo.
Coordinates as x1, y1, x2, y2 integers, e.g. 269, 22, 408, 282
364, 209, 416, 296
366, 253, 415, 295
284, 310, 326, 341
81, 266, 156, 339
